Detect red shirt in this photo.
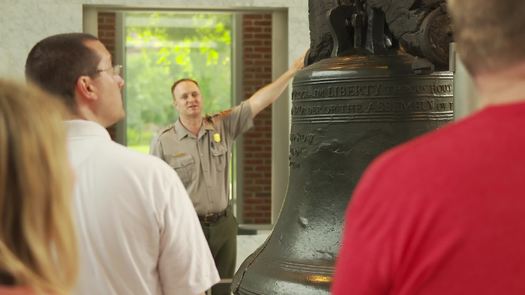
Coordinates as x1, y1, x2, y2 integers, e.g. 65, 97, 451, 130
0, 286, 35, 295
332, 102, 525, 294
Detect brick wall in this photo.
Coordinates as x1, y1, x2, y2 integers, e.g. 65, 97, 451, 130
96, 12, 274, 224
97, 12, 118, 140
241, 14, 273, 224
98, 12, 116, 56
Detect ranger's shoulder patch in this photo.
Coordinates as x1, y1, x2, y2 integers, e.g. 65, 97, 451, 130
216, 108, 233, 118
208, 109, 233, 125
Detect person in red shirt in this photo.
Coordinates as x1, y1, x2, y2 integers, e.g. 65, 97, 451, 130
332, 1, 525, 294
0, 81, 77, 295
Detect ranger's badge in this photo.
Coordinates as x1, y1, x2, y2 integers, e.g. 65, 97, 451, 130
213, 133, 221, 143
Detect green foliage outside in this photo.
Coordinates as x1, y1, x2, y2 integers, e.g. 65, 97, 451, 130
125, 12, 233, 153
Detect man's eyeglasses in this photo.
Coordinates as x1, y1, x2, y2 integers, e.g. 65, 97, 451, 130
95, 65, 123, 76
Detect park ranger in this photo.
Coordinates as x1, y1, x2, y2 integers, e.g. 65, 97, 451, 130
151, 55, 304, 295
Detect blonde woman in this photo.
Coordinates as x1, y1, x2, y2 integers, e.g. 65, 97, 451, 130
0, 80, 77, 295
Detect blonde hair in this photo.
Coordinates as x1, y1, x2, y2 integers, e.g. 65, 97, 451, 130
0, 80, 77, 294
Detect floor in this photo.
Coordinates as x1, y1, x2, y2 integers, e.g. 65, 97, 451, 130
236, 229, 271, 271
207, 230, 270, 295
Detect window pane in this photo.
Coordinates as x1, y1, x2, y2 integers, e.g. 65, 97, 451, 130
124, 12, 233, 153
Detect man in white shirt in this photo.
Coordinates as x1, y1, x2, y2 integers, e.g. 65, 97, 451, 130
25, 33, 219, 295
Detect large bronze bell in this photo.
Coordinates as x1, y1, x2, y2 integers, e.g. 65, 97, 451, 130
233, 1, 453, 294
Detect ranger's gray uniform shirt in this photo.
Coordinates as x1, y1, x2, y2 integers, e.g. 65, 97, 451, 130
151, 101, 253, 215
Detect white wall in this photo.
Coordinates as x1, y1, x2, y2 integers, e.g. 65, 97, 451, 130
0, 0, 309, 79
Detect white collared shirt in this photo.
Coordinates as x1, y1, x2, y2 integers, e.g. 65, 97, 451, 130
66, 120, 219, 295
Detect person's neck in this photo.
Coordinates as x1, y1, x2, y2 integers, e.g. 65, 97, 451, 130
179, 115, 203, 136
69, 111, 112, 128
476, 63, 525, 108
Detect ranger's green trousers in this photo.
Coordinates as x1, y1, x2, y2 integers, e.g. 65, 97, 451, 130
200, 209, 237, 295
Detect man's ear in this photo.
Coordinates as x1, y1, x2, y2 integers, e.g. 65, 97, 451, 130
75, 76, 97, 102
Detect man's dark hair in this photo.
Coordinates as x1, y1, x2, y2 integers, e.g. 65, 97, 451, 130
25, 33, 100, 111
170, 78, 199, 97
